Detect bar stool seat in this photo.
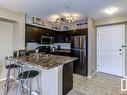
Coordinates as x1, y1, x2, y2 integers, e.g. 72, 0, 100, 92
16, 70, 42, 95
18, 70, 39, 79
5, 64, 21, 69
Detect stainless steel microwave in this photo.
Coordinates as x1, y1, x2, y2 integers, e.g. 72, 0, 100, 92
41, 36, 54, 44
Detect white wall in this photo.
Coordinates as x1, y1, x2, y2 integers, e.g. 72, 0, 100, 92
95, 15, 127, 26
88, 17, 97, 77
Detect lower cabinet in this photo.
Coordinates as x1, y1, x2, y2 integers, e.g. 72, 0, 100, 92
63, 62, 73, 95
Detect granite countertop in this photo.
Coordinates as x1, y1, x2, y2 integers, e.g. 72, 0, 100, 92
16, 54, 77, 69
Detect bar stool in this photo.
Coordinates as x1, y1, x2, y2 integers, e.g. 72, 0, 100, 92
4, 57, 22, 95
16, 69, 42, 95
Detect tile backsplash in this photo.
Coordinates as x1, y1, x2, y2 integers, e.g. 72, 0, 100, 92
26, 42, 71, 50
53, 43, 70, 49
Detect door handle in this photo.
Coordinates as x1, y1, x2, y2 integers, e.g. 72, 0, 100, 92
119, 49, 122, 51
121, 45, 126, 48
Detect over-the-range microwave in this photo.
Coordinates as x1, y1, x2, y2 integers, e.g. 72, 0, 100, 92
41, 36, 54, 44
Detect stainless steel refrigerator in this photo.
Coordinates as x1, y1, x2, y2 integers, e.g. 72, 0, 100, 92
71, 35, 88, 76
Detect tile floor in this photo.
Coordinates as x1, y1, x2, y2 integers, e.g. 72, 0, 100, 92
0, 80, 16, 95
73, 72, 127, 95
0, 72, 127, 95
68, 89, 86, 95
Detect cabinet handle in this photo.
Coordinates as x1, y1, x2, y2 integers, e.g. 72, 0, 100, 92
121, 45, 126, 47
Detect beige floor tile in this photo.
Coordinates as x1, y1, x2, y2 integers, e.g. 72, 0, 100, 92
74, 72, 123, 95
0, 72, 125, 95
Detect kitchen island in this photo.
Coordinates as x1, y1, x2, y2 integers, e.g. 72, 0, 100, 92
16, 54, 77, 95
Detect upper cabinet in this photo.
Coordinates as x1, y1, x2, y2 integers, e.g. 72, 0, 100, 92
67, 28, 88, 36
53, 32, 71, 43
26, 21, 88, 44
26, 25, 40, 43
26, 24, 71, 44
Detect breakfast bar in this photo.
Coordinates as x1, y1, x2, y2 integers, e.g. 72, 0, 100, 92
15, 54, 77, 95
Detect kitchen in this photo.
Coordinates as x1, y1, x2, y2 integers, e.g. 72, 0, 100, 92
0, 6, 95, 95
23, 18, 90, 95
0, 6, 95, 94
0, 0, 127, 95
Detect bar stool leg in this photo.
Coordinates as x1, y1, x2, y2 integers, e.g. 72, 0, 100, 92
20, 80, 24, 95
37, 76, 41, 95
15, 79, 22, 95
29, 80, 32, 95
26, 80, 29, 95
39, 71, 43, 95
4, 69, 11, 95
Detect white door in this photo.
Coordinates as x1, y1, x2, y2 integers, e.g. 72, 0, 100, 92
97, 24, 125, 76
0, 21, 13, 79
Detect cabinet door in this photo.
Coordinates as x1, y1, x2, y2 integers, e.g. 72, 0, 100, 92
63, 62, 73, 95
54, 32, 59, 43
68, 29, 88, 36
36, 28, 42, 43
54, 32, 68, 43
26, 25, 31, 42
26, 25, 40, 43
30, 26, 40, 43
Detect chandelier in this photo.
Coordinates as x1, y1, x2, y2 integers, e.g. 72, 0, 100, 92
49, 13, 80, 24
53, 17, 78, 24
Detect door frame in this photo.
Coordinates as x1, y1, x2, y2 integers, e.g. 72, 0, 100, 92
97, 24, 125, 77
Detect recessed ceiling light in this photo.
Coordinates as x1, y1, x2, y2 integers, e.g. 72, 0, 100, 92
104, 7, 118, 15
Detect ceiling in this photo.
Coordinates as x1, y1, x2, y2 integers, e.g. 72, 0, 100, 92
0, 0, 127, 20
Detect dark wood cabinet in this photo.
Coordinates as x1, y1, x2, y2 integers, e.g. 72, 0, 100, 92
26, 24, 41, 43
63, 62, 73, 95
26, 24, 87, 44
26, 24, 56, 44
54, 32, 71, 43
66, 28, 88, 36
26, 24, 71, 44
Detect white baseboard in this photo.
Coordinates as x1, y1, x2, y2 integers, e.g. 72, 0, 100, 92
122, 73, 127, 78
87, 70, 97, 79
